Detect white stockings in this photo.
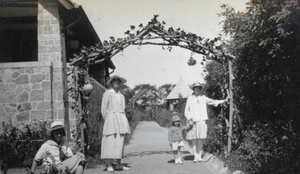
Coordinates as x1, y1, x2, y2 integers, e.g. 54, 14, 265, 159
191, 139, 204, 162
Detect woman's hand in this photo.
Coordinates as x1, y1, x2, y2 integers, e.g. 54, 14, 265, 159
205, 120, 210, 124
225, 90, 231, 103
76, 152, 85, 160
188, 120, 194, 126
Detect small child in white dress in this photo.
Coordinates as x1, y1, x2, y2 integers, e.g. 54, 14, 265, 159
168, 112, 191, 164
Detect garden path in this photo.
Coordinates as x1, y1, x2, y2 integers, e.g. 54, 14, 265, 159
87, 121, 227, 174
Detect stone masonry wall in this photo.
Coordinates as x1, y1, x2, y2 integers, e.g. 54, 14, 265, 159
0, 62, 53, 129
38, 0, 67, 121
0, 0, 67, 130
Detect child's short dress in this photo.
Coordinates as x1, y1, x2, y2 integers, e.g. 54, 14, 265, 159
171, 141, 184, 151
168, 125, 190, 151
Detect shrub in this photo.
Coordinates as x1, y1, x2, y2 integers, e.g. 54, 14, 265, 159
206, 118, 300, 174
0, 120, 51, 169
124, 105, 143, 145
84, 105, 143, 168
0, 106, 143, 170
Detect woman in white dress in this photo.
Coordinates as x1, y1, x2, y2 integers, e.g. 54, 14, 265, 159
184, 81, 228, 162
101, 75, 131, 172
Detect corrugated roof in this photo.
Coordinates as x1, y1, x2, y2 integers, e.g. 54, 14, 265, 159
166, 78, 193, 100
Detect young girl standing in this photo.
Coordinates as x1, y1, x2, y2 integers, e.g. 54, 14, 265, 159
168, 112, 190, 164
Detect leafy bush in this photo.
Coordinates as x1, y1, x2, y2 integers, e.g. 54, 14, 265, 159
84, 105, 143, 168
204, 1, 300, 173
0, 107, 143, 169
0, 120, 51, 169
154, 107, 172, 128
124, 105, 143, 145
219, 121, 300, 174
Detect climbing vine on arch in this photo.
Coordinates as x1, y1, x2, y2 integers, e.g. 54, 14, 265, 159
68, 14, 235, 154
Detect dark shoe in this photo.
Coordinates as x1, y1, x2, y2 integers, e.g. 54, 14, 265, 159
116, 165, 130, 170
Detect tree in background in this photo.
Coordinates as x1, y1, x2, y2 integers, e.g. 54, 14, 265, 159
119, 83, 134, 104
204, 61, 230, 154
207, 0, 300, 173
129, 83, 177, 125
221, 0, 300, 124
132, 84, 157, 108
157, 84, 174, 102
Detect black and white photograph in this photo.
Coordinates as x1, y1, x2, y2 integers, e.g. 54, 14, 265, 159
0, 0, 299, 173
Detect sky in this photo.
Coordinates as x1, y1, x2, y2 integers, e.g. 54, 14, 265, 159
72, 0, 247, 88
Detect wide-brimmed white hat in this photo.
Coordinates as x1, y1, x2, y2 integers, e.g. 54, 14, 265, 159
189, 81, 204, 90
47, 121, 66, 136
106, 75, 127, 87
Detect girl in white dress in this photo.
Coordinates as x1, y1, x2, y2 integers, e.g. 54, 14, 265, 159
185, 81, 228, 162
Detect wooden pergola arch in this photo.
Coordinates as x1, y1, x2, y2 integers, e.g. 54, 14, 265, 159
69, 15, 235, 155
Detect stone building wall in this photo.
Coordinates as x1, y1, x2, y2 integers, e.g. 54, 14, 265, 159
38, 0, 68, 122
0, 62, 53, 129
0, 0, 106, 133
0, 0, 68, 130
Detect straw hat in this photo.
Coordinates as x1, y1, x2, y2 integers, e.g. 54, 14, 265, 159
171, 111, 180, 123
171, 115, 181, 123
189, 81, 204, 90
172, 111, 179, 116
47, 121, 66, 136
106, 75, 127, 87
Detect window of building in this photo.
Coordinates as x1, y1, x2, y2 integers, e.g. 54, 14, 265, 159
0, 2, 38, 63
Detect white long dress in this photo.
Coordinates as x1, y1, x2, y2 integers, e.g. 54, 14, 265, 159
184, 94, 224, 140
100, 89, 131, 159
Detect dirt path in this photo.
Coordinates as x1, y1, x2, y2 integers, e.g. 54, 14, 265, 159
7, 121, 227, 174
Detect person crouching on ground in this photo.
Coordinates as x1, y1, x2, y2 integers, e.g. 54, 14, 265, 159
30, 121, 85, 174
168, 112, 191, 165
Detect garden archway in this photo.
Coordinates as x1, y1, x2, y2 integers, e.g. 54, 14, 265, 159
69, 15, 235, 155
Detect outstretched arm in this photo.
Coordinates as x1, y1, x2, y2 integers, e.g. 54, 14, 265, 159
206, 96, 228, 107
181, 123, 191, 130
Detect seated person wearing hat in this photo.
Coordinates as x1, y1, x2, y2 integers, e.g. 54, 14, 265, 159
29, 121, 85, 174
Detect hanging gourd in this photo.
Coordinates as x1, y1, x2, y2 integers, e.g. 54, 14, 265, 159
82, 83, 93, 93
187, 57, 196, 66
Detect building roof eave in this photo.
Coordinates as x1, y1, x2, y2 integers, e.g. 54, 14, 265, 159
58, 0, 79, 10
